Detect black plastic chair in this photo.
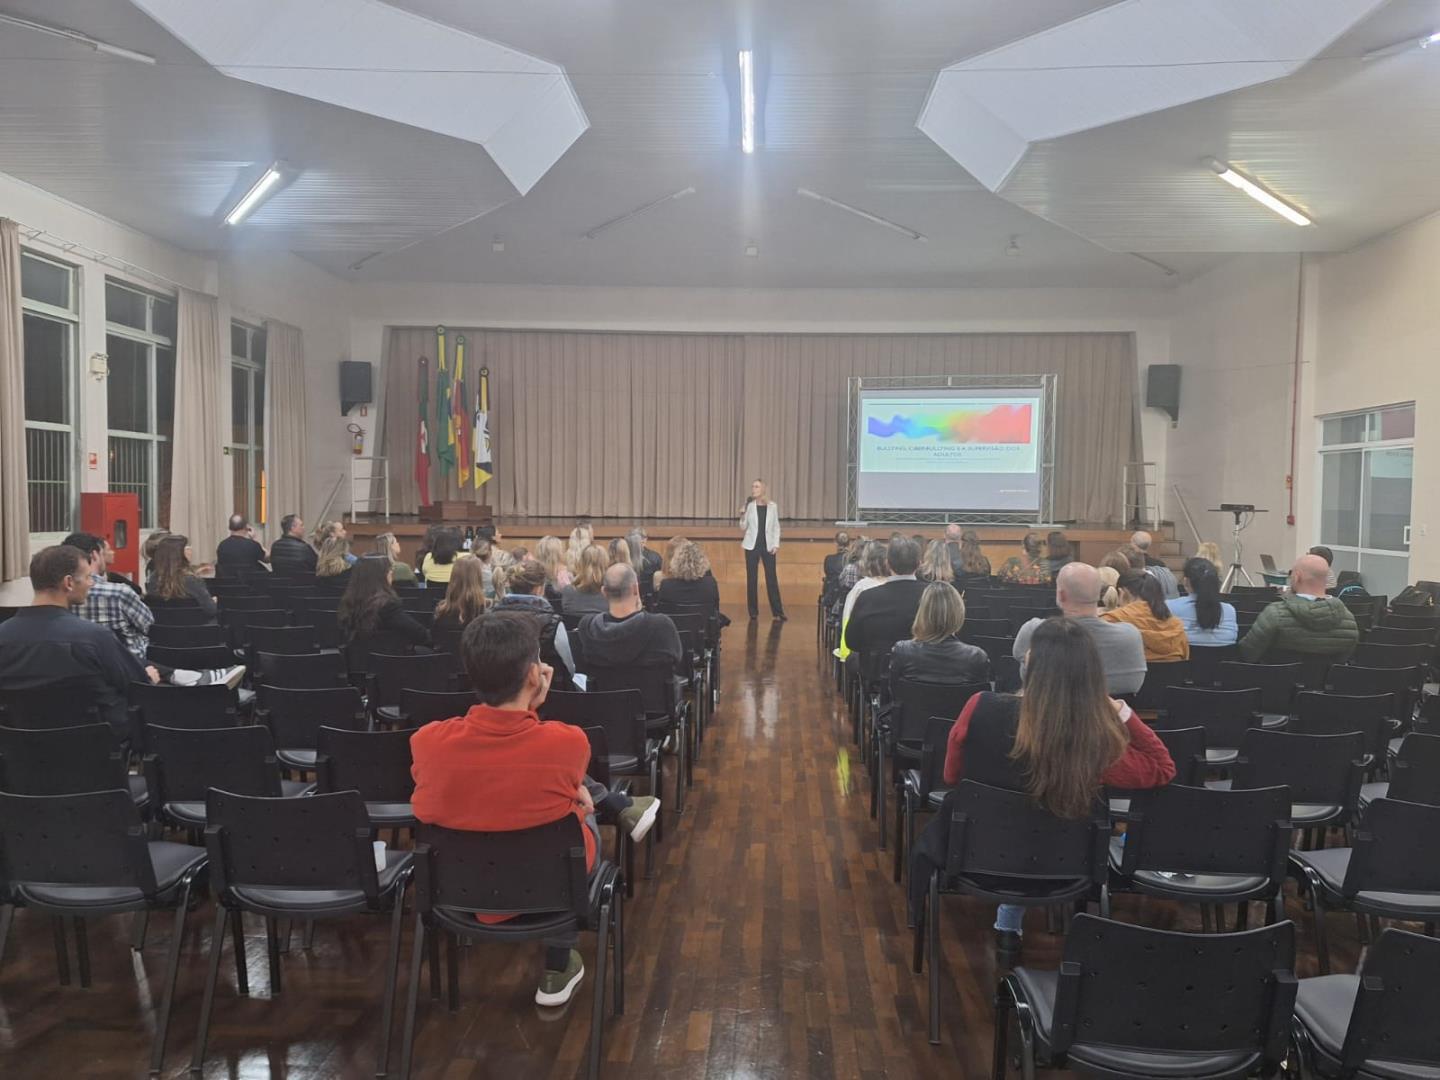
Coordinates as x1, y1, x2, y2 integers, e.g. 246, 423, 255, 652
994, 914, 1296, 1079
1292, 691, 1396, 774
367, 653, 456, 726
430, 625, 463, 658
0, 685, 103, 730
192, 789, 414, 1077
142, 724, 312, 831
256, 685, 367, 770
1291, 927, 1440, 1078
1328, 664, 1424, 723
1217, 661, 1302, 718
1360, 732, 1440, 810
1221, 728, 1367, 844
969, 635, 1015, 664
0, 723, 146, 810
1186, 643, 1240, 687
397, 688, 477, 729
1131, 660, 1193, 712
127, 682, 239, 753
894, 716, 954, 886
1112, 783, 1292, 926
588, 663, 691, 815
912, 780, 1110, 1044
1290, 797, 1440, 973
148, 623, 226, 649
214, 593, 278, 611
148, 605, 214, 627
247, 624, 320, 659
256, 650, 349, 690
0, 789, 207, 1074
878, 679, 987, 854
316, 725, 416, 830
1383, 612, 1439, 631
1352, 641, 1434, 672
1107, 725, 1206, 818
1366, 625, 1437, 646
398, 816, 624, 1080
957, 617, 1011, 642
1156, 685, 1265, 766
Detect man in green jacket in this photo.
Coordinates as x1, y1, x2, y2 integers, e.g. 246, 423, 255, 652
1238, 553, 1359, 662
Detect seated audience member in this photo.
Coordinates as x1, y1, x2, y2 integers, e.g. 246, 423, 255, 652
628, 527, 663, 590
489, 547, 516, 599
97, 535, 142, 595
269, 514, 318, 576
1013, 563, 1146, 695
576, 563, 682, 673
836, 540, 891, 658
607, 536, 632, 569
413, 524, 444, 579
834, 536, 866, 596
908, 618, 1174, 960
373, 532, 417, 585
147, 535, 218, 617
823, 531, 850, 580
0, 546, 153, 733
432, 555, 488, 634
917, 539, 955, 584
998, 531, 1049, 585
510, 545, 530, 563
1101, 570, 1190, 663
1238, 553, 1358, 662
536, 535, 573, 592
338, 555, 430, 657
565, 524, 594, 575
1045, 530, 1074, 578
493, 560, 579, 690
141, 529, 170, 582
316, 535, 353, 581
1195, 540, 1224, 575
1095, 565, 1121, 612
844, 536, 927, 658
656, 541, 721, 609
1169, 557, 1238, 645
216, 514, 268, 576
1117, 544, 1145, 571
560, 545, 610, 617
955, 529, 992, 587
1130, 530, 1180, 599
652, 535, 688, 590
409, 611, 658, 1008
1308, 544, 1337, 587
888, 582, 991, 690
420, 528, 461, 586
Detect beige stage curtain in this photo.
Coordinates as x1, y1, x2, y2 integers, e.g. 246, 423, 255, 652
0, 220, 28, 578
169, 288, 229, 560
380, 327, 1137, 523
263, 319, 307, 544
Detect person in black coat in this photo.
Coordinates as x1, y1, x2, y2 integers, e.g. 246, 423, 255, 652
655, 540, 731, 626
270, 513, 319, 576
823, 530, 850, 580
844, 536, 928, 657
338, 555, 430, 656
888, 582, 991, 690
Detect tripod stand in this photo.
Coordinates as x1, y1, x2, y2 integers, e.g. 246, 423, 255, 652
1209, 505, 1267, 591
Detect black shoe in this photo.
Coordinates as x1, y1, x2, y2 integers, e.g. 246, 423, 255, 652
994, 930, 1022, 970
773, 611, 787, 621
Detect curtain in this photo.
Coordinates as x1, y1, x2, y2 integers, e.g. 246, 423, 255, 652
380, 327, 1137, 524
263, 319, 307, 544
169, 288, 228, 560
0, 220, 27, 578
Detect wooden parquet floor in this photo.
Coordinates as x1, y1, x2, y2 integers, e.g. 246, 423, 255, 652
0, 607, 1359, 1079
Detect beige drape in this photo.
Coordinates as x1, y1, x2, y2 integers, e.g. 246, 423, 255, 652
0, 220, 28, 578
263, 319, 307, 544
169, 289, 228, 559
382, 328, 1137, 524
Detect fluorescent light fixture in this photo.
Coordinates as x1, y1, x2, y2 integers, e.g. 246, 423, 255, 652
795, 187, 927, 241
744, 242, 759, 257
224, 165, 284, 226
1207, 159, 1311, 226
0, 11, 156, 64
1364, 30, 1440, 60
583, 186, 696, 240
491, 238, 505, 253
739, 49, 756, 154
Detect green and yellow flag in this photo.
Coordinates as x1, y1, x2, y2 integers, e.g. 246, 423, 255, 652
434, 325, 455, 477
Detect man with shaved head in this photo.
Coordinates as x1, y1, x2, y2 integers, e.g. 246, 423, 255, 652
1013, 561, 1147, 694
1238, 553, 1358, 662
575, 561, 682, 672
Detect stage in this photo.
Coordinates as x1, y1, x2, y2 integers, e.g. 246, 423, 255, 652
344, 516, 1175, 607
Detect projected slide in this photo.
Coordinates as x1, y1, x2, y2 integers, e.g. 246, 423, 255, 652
856, 390, 1044, 511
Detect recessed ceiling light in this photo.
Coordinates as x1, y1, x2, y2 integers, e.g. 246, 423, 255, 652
224, 164, 286, 226
1364, 29, 1440, 60
744, 242, 759, 258
492, 238, 505, 253
795, 188, 927, 242
739, 50, 756, 154
1206, 159, 1311, 227
0, 11, 156, 64
1005, 235, 1021, 257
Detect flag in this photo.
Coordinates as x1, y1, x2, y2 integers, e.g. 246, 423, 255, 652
434, 326, 454, 476
472, 366, 492, 488
452, 334, 471, 477
415, 356, 431, 506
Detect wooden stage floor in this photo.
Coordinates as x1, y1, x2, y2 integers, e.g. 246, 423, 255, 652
0, 604, 1353, 1079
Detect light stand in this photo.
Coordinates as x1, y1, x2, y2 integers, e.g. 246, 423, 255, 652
1208, 505, 1267, 591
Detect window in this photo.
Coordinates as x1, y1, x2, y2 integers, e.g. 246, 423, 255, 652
20, 252, 79, 534
105, 280, 176, 529
1317, 403, 1414, 599
230, 322, 266, 526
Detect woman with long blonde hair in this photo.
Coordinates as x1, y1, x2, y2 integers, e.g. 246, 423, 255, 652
560, 544, 609, 617
739, 477, 785, 620
917, 539, 955, 584
656, 540, 728, 624
316, 535, 352, 579
372, 532, 417, 584
565, 524, 594, 574
535, 535, 572, 589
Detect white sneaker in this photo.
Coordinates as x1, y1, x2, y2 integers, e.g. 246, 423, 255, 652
618, 796, 661, 843
199, 666, 246, 689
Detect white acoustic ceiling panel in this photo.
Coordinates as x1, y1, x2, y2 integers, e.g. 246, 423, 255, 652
918, 0, 1387, 191
128, 0, 587, 194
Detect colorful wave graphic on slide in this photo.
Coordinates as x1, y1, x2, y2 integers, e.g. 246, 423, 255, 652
867, 403, 1033, 444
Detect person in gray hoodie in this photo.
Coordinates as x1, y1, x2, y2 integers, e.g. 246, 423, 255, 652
577, 563, 682, 672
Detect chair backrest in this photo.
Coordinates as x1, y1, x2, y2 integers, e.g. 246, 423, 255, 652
317, 726, 415, 804
914, 716, 954, 801
217, 594, 281, 611
147, 643, 236, 670
891, 679, 987, 745
207, 788, 379, 901
398, 688, 477, 729
1344, 797, 1440, 897
148, 605, 214, 626
1329, 928, 1440, 1075
413, 815, 590, 919
257, 650, 348, 690
431, 626, 464, 658
0, 723, 129, 795
1383, 612, 1438, 631
1352, 641, 1434, 671
945, 779, 1108, 885
258, 685, 365, 749
587, 663, 677, 717
1157, 685, 1263, 747
1151, 726, 1207, 787
1263, 650, 1337, 690
247, 625, 319, 658
144, 724, 283, 804
1216, 662, 1302, 715
1292, 691, 1394, 765
969, 635, 1015, 663
1121, 783, 1291, 881
1327, 664, 1422, 714
957, 617, 1010, 641
665, 612, 707, 640
1388, 733, 1440, 806
148, 623, 226, 649
128, 681, 238, 736
1132, 660, 1193, 711
539, 688, 648, 762
1389, 601, 1436, 622
1046, 914, 1295, 1068
0, 686, 102, 730
368, 652, 455, 709
1366, 625, 1437, 647
1232, 728, 1365, 807
0, 789, 157, 893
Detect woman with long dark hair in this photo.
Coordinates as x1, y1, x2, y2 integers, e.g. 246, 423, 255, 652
146, 535, 218, 616
337, 555, 430, 654
909, 617, 1174, 961
1101, 569, 1189, 662
1168, 557, 1238, 645
957, 529, 991, 581
1045, 530, 1073, 577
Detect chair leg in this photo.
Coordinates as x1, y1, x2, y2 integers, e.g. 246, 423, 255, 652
52, 916, 70, 986
589, 900, 611, 1080
130, 910, 150, 952
612, 882, 625, 1016
72, 917, 92, 989
376, 885, 409, 1079
398, 915, 427, 1080
0, 903, 13, 971
622, 829, 634, 900
1235, 901, 1250, 931
1201, 905, 1213, 934
1212, 904, 1226, 933
445, 932, 460, 1012
876, 743, 887, 848
992, 983, 1012, 1080
150, 881, 192, 1076
892, 792, 906, 884
303, 919, 316, 951
265, 917, 283, 993
427, 924, 441, 1000
927, 869, 942, 1045
191, 904, 230, 1075
911, 885, 926, 974
1312, 894, 1331, 975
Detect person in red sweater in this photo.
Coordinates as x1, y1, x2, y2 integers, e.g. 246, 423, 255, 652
411, 610, 654, 1007
909, 617, 1175, 964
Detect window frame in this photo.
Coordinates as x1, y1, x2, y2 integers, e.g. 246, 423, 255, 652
230, 321, 266, 527
104, 278, 176, 529
20, 250, 81, 538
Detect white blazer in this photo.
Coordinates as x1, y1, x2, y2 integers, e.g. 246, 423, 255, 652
740, 500, 781, 552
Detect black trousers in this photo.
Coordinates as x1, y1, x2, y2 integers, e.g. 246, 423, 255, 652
745, 545, 784, 617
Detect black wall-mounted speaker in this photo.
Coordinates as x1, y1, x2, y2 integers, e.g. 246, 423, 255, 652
340, 361, 372, 415
1145, 363, 1181, 422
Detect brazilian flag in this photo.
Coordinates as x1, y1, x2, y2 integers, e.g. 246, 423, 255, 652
434, 325, 455, 476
